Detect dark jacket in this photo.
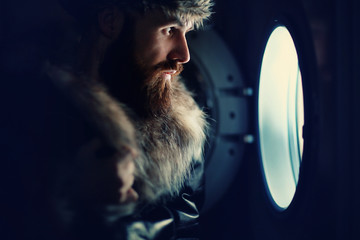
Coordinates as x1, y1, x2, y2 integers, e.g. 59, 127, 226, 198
4, 69, 205, 240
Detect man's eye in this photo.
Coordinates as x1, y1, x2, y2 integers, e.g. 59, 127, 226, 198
163, 27, 175, 36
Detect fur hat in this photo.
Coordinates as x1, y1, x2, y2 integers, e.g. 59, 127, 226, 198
141, 0, 214, 28
59, 0, 213, 28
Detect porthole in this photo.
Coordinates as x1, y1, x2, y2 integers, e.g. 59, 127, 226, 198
258, 25, 304, 210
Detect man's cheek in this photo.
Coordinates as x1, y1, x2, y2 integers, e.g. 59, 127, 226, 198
146, 45, 167, 66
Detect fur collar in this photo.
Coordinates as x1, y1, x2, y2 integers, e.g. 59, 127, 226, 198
46, 64, 208, 215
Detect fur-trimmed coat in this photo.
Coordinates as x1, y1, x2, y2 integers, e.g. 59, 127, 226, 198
44, 65, 208, 239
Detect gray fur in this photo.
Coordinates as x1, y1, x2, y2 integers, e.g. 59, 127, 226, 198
47, 65, 208, 216
142, 0, 214, 28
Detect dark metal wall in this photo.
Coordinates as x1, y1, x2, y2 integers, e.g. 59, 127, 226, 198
335, 0, 360, 238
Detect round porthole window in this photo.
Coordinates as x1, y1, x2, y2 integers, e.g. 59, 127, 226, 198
258, 25, 304, 210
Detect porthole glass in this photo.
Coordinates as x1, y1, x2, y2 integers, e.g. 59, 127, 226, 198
258, 26, 304, 210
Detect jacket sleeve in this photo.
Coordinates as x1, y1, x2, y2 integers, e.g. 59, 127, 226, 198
110, 160, 205, 240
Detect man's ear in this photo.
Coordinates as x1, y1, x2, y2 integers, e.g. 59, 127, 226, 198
98, 7, 124, 39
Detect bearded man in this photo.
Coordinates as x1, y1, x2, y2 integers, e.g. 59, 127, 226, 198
39, 0, 214, 239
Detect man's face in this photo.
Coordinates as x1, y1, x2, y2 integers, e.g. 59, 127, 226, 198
131, 10, 194, 115
133, 9, 193, 80
101, 9, 193, 116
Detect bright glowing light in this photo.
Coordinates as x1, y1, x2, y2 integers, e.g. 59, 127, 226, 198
258, 26, 304, 210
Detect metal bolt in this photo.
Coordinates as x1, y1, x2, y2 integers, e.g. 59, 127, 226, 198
243, 87, 254, 96
243, 134, 255, 144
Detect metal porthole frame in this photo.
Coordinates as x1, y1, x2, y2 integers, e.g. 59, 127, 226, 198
184, 29, 251, 213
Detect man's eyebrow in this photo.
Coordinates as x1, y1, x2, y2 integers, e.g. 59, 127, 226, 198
165, 18, 194, 30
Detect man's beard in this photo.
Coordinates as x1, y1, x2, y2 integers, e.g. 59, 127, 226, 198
137, 59, 183, 116
100, 28, 184, 117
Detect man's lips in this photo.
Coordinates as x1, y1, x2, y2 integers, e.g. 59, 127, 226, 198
161, 70, 177, 81
163, 70, 177, 75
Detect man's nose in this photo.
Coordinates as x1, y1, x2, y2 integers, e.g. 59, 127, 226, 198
168, 34, 190, 64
